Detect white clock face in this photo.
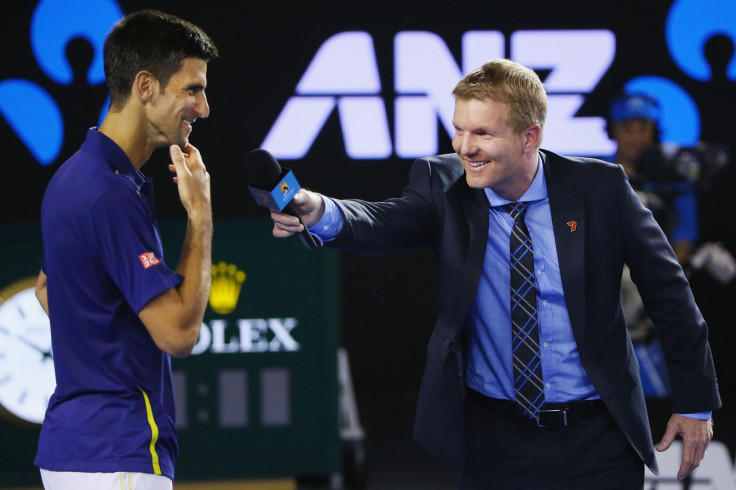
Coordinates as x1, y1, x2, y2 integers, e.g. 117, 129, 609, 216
0, 280, 55, 425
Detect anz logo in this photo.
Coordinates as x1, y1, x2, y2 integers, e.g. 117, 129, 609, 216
262, 0, 736, 160
263, 30, 617, 159
2, 0, 736, 166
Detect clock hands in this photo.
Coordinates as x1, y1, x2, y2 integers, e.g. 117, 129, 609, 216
0, 321, 53, 361
0, 323, 53, 361
0, 281, 56, 427
16, 334, 53, 361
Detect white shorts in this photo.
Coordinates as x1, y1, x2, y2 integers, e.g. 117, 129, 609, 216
40, 469, 173, 490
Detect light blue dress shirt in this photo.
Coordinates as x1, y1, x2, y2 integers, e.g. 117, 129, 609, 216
309, 197, 343, 244
464, 157, 598, 403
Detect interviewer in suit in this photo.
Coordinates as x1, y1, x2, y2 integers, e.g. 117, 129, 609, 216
269, 59, 720, 489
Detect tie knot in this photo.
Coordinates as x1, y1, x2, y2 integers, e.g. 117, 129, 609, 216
504, 202, 529, 222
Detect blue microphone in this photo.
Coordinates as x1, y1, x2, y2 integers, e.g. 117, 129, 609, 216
246, 149, 318, 250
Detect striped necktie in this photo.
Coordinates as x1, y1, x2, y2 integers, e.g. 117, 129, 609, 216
504, 202, 545, 419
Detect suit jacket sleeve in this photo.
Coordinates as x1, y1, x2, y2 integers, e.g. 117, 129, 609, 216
616, 165, 721, 413
328, 157, 450, 254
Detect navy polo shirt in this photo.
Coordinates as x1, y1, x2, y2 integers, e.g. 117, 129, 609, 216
36, 129, 183, 479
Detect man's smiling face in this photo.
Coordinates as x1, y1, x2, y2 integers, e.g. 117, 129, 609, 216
147, 57, 210, 150
452, 97, 536, 201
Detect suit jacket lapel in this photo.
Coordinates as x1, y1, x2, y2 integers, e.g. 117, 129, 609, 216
542, 151, 587, 344
458, 180, 489, 326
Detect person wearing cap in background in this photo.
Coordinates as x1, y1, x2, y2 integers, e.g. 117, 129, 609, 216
607, 92, 699, 266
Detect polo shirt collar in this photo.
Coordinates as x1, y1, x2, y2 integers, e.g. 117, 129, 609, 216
81, 127, 146, 190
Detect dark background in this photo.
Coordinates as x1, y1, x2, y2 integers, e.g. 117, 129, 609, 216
2, 1, 735, 487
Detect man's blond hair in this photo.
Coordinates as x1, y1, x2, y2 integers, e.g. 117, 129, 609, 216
453, 59, 547, 147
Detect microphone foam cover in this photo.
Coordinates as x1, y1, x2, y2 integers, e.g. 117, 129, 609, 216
246, 148, 282, 188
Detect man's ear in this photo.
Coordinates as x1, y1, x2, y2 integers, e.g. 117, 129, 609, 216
523, 124, 542, 152
133, 70, 156, 102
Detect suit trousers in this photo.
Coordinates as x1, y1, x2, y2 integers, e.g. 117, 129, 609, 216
461, 389, 644, 490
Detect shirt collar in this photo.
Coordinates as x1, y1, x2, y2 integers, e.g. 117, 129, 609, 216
80, 127, 146, 190
483, 155, 547, 208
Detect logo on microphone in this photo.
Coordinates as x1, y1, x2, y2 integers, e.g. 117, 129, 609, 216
279, 181, 290, 195
209, 261, 246, 315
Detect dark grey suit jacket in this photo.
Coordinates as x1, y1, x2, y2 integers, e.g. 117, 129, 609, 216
328, 149, 721, 474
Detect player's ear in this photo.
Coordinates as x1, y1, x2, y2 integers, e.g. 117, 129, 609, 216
133, 70, 157, 103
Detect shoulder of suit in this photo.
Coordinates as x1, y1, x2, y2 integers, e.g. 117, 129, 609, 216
541, 148, 623, 176
415, 153, 464, 176
411, 153, 466, 188
417, 153, 462, 166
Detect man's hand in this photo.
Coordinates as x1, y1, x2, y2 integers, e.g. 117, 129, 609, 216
270, 190, 324, 238
656, 414, 713, 480
168, 144, 211, 223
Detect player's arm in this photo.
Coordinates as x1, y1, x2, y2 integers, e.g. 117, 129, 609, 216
138, 144, 212, 358
35, 270, 49, 316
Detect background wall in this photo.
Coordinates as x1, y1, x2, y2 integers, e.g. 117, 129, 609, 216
1, 0, 735, 488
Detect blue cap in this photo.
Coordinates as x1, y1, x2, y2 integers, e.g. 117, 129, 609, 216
610, 93, 660, 123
